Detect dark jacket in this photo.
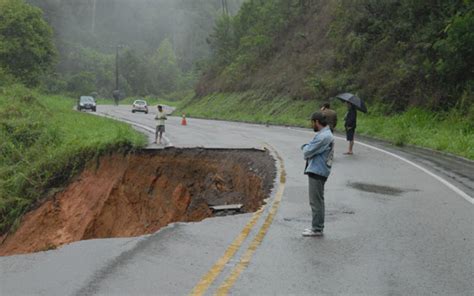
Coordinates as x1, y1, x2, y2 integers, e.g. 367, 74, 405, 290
344, 105, 357, 129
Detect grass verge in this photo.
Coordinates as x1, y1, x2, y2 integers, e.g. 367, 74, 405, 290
0, 85, 147, 234
175, 91, 474, 160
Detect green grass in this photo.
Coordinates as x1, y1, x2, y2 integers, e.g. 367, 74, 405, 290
355, 106, 474, 159
0, 85, 147, 234
176, 91, 474, 160
176, 92, 315, 126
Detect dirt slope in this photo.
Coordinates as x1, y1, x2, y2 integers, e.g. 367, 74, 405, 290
0, 148, 275, 256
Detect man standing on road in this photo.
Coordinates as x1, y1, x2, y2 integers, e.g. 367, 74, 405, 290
301, 112, 334, 237
320, 102, 337, 133
344, 102, 357, 155
154, 105, 167, 144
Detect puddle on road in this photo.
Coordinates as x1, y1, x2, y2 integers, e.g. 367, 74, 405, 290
348, 182, 415, 196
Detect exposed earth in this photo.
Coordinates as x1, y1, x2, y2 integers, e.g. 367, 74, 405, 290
0, 148, 275, 256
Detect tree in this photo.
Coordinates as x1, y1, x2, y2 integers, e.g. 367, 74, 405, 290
66, 71, 96, 95
120, 49, 150, 96
435, 7, 474, 86
0, 0, 56, 86
151, 38, 181, 94
208, 15, 237, 66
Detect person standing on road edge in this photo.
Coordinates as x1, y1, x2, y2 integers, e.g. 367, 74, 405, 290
344, 102, 357, 155
154, 105, 167, 144
301, 112, 334, 237
320, 102, 337, 133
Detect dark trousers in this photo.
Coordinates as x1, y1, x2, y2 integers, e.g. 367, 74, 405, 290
308, 176, 325, 232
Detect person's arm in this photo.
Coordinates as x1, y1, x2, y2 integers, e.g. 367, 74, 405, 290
302, 135, 330, 160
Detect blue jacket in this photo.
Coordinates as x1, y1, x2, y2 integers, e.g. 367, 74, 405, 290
301, 126, 334, 178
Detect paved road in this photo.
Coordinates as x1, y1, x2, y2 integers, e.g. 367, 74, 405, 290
1, 105, 473, 296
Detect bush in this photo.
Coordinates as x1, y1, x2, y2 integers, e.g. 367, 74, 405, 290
0, 0, 56, 86
0, 85, 146, 234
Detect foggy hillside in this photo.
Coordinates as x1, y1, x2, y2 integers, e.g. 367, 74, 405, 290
26, 0, 244, 96
198, 0, 473, 111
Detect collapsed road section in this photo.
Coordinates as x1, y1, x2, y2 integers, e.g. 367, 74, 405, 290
0, 148, 276, 256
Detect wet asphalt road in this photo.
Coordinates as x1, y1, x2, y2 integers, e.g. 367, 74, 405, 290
1, 105, 473, 296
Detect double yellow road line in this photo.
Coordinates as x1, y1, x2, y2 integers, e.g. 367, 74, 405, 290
190, 146, 286, 296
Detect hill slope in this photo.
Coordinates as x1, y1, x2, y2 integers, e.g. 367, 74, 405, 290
178, 0, 473, 159
197, 0, 473, 111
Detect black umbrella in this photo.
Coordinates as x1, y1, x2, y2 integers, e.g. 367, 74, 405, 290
336, 93, 368, 113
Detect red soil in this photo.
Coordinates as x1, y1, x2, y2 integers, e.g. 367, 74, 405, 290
0, 149, 275, 256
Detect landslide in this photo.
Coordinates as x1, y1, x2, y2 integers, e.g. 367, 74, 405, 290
0, 148, 275, 256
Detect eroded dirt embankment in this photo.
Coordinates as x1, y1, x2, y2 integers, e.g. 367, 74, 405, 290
0, 148, 275, 256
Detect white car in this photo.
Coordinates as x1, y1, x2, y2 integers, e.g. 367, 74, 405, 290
132, 100, 148, 114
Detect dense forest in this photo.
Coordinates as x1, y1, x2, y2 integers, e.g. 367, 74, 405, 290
1, 0, 473, 110
198, 0, 474, 112
1, 0, 243, 97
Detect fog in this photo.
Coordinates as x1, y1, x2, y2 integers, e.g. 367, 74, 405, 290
24, 0, 244, 96
28, 0, 243, 70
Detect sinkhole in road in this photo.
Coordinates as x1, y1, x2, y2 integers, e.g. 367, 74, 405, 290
0, 148, 276, 256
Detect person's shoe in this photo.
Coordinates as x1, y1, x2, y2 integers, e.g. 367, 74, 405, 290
302, 228, 323, 237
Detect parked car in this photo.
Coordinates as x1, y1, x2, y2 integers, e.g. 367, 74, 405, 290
132, 99, 148, 114
78, 96, 96, 112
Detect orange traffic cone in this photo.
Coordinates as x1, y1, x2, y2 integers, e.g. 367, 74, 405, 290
181, 114, 187, 126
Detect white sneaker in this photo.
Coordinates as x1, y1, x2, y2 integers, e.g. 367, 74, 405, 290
302, 228, 323, 237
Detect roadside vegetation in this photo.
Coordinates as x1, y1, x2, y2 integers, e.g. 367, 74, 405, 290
0, 85, 146, 234
199, 1, 474, 111
176, 92, 474, 160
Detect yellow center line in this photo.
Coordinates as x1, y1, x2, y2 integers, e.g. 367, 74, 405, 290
189, 146, 286, 296
215, 154, 286, 295
189, 207, 264, 296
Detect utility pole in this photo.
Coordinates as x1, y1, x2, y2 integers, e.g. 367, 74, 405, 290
115, 45, 119, 91
113, 44, 124, 105
91, 0, 97, 34
221, 0, 229, 16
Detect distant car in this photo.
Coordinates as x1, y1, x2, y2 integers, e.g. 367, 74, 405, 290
132, 100, 148, 114
78, 96, 96, 112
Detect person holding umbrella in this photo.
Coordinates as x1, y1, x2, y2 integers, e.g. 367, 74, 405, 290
336, 93, 367, 155
344, 102, 357, 155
